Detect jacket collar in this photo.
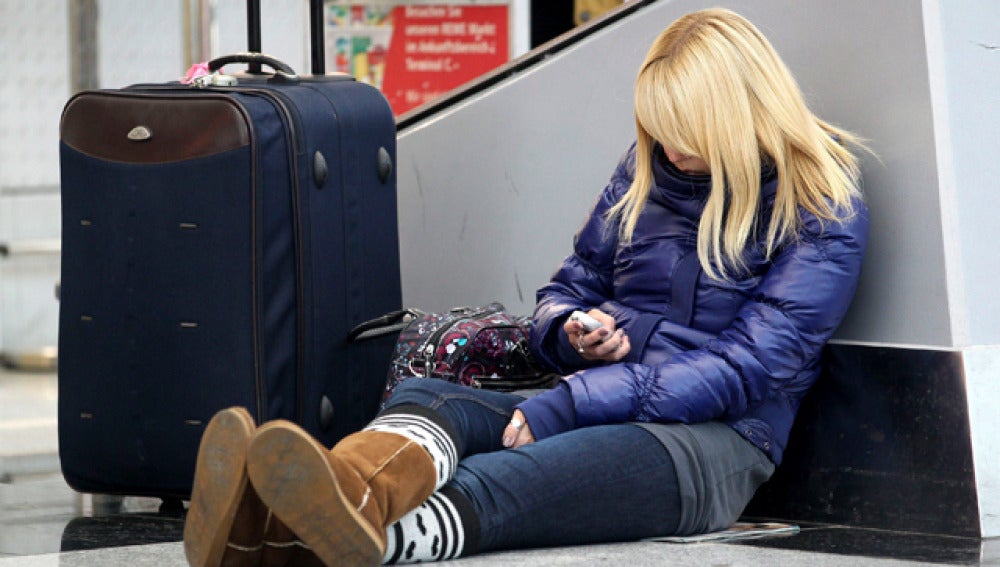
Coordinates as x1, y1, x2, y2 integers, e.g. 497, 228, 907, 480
648, 144, 779, 219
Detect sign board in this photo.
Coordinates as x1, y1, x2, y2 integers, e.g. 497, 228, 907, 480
326, 2, 510, 115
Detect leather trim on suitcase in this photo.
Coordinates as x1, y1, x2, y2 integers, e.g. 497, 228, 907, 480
61, 93, 251, 164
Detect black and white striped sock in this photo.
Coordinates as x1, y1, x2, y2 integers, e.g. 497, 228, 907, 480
363, 409, 459, 490
383, 489, 475, 564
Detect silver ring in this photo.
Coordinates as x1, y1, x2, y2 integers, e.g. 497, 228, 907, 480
510, 417, 524, 430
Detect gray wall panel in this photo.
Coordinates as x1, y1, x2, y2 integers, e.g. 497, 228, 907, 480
737, 1, 949, 346
397, 0, 952, 346
397, 12, 657, 314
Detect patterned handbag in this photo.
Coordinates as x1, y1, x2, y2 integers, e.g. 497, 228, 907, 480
349, 302, 557, 406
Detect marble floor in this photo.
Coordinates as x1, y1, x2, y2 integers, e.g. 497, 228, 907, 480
1, 367, 996, 566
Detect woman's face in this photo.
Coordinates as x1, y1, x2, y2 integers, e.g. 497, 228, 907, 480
662, 146, 710, 174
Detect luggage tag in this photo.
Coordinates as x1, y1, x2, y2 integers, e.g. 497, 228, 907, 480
183, 61, 238, 87
192, 72, 238, 88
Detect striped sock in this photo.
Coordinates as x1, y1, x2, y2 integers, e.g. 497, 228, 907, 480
363, 409, 459, 490
383, 489, 471, 564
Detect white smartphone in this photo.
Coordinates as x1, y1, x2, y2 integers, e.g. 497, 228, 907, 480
570, 310, 603, 332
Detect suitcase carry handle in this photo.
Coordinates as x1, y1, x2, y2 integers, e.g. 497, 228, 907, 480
208, 52, 297, 78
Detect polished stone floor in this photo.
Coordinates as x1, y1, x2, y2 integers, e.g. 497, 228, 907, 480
1, 368, 996, 566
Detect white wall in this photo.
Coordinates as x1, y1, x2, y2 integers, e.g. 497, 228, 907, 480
97, 0, 187, 86
923, 0, 1000, 348
0, 0, 69, 189
0, 0, 69, 356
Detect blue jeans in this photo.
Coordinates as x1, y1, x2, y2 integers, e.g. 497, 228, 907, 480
384, 379, 680, 552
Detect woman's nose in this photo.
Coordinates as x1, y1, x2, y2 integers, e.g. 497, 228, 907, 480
663, 147, 685, 162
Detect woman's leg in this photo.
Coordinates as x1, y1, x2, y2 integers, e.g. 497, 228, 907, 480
451, 423, 680, 552
383, 423, 681, 563
379, 378, 525, 456
368, 379, 525, 563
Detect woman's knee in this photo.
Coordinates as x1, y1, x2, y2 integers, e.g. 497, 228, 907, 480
384, 378, 455, 409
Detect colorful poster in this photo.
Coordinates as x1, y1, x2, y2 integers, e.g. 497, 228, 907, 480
326, 3, 510, 115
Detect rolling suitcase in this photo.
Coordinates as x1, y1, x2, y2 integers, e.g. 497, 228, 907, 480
57, 0, 400, 499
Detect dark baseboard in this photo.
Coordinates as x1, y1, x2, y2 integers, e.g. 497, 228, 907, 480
745, 343, 980, 538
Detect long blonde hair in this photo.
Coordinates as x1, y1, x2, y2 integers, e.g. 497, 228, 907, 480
609, 8, 865, 280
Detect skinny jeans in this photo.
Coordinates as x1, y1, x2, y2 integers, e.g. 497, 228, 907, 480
383, 379, 681, 553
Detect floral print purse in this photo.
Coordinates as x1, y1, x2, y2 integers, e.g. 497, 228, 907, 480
350, 303, 556, 407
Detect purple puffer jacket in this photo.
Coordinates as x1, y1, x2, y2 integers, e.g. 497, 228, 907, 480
519, 143, 869, 465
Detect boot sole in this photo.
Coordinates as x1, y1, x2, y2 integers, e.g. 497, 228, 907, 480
247, 421, 384, 567
183, 407, 256, 567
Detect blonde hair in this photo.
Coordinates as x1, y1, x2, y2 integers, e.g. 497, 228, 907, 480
609, 8, 866, 280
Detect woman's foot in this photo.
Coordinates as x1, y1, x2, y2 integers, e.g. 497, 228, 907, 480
247, 421, 385, 567
183, 406, 267, 567
246, 422, 438, 567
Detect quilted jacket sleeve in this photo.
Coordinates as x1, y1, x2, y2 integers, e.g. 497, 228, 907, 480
528, 159, 631, 374
564, 202, 870, 428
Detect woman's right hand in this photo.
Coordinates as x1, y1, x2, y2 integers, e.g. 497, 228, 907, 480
564, 309, 630, 362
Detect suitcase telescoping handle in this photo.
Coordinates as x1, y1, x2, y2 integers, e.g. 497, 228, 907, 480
308, 0, 325, 75
245, 0, 326, 76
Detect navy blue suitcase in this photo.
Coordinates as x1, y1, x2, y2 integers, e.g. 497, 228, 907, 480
57, 3, 400, 499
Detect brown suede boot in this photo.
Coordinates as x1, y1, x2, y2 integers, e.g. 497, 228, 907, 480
246, 422, 437, 567
260, 511, 327, 567
184, 407, 266, 567
183, 407, 321, 567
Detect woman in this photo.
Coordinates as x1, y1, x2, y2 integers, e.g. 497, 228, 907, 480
184, 8, 869, 566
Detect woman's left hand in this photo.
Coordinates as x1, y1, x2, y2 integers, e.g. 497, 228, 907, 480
502, 409, 535, 448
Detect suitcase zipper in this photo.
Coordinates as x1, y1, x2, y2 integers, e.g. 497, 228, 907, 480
250, 118, 265, 422
239, 88, 308, 424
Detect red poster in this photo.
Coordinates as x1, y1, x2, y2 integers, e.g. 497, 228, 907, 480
381, 5, 509, 115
